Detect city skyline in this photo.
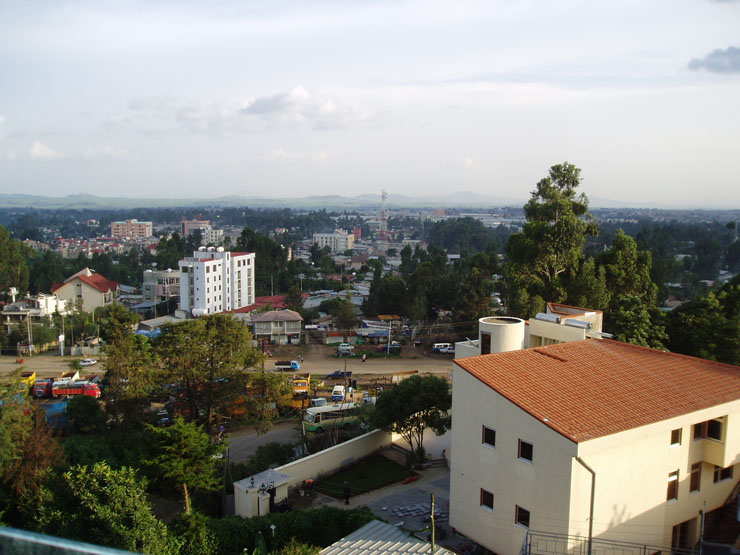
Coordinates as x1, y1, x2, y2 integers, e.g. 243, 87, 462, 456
1, 0, 739, 208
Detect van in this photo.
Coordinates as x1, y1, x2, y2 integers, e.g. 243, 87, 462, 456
310, 398, 328, 408
433, 343, 452, 353
332, 385, 345, 402
337, 343, 354, 356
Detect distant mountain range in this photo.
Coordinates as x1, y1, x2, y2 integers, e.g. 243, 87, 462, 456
0, 192, 727, 210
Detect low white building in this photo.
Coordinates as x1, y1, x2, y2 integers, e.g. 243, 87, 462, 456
313, 230, 355, 253
3, 293, 71, 335
177, 247, 255, 318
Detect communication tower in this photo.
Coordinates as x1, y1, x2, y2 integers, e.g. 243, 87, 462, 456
379, 189, 388, 242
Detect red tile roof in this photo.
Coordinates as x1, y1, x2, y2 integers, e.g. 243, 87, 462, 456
51, 273, 118, 294
455, 339, 740, 443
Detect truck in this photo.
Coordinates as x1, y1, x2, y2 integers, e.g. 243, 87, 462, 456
291, 373, 311, 396
274, 360, 301, 371
52, 380, 101, 399
32, 379, 54, 399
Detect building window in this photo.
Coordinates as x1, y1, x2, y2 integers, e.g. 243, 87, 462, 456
667, 470, 679, 501
518, 440, 533, 463
713, 465, 733, 483
694, 419, 723, 441
515, 506, 530, 528
690, 463, 701, 492
482, 426, 496, 448
480, 489, 494, 511
671, 428, 682, 446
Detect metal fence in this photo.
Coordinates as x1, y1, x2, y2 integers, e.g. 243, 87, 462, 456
522, 530, 697, 555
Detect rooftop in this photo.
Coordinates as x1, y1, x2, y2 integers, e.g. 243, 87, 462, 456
455, 339, 740, 443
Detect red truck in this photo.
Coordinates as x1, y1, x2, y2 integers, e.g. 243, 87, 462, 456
51, 380, 101, 399
32, 379, 54, 399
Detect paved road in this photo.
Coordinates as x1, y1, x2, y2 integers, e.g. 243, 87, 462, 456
226, 420, 302, 463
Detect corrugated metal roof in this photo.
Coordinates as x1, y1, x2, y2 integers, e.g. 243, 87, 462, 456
320, 520, 453, 555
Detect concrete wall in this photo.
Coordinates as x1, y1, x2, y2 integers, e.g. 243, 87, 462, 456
275, 429, 393, 488
393, 428, 451, 459
449, 364, 578, 555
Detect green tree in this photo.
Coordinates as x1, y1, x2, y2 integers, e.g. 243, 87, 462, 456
66, 396, 106, 433
334, 288, 358, 339
244, 371, 293, 434
505, 162, 597, 317
285, 285, 304, 312
145, 417, 222, 514
155, 315, 263, 432
36, 462, 178, 554
454, 267, 494, 326
0, 225, 31, 296
371, 375, 451, 465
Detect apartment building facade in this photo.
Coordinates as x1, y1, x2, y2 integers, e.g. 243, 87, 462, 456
450, 339, 740, 554
177, 247, 255, 318
110, 219, 153, 238
312, 229, 355, 253
142, 269, 181, 303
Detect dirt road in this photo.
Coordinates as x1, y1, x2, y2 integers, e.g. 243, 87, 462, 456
0, 342, 455, 382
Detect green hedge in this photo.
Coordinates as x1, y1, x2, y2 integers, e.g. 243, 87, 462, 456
208, 506, 375, 554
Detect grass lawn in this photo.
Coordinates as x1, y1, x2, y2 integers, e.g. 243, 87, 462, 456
316, 454, 417, 499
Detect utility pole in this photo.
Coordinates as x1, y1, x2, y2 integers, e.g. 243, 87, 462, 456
699, 501, 706, 555
430, 493, 436, 554
387, 321, 392, 354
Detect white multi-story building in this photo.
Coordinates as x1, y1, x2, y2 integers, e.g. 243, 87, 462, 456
312, 229, 355, 253
177, 247, 255, 318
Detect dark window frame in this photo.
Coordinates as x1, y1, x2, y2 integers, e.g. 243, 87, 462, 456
713, 465, 733, 483
482, 426, 496, 448
518, 439, 533, 463
515, 505, 531, 528
480, 488, 494, 511
690, 463, 701, 492
670, 428, 682, 446
667, 470, 679, 501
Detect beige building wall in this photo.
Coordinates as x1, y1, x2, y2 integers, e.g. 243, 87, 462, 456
450, 365, 578, 555
570, 399, 740, 547
54, 280, 113, 313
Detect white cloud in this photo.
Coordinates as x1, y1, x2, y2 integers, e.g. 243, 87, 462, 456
29, 141, 61, 159
243, 87, 368, 130
5, 148, 17, 161
0, 115, 6, 125
260, 147, 330, 164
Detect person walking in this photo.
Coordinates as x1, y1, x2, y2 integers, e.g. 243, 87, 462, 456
343, 481, 351, 505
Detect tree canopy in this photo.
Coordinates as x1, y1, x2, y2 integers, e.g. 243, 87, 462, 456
371, 375, 451, 465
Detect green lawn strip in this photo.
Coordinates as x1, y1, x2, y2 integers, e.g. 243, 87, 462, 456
315, 454, 417, 499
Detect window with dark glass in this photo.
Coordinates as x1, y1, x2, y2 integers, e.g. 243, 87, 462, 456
694, 419, 723, 441
690, 463, 701, 492
667, 470, 679, 501
518, 440, 533, 462
480, 489, 494, 511
670, 428, 682, 446
713, 465, 733, 483
515, 506, 530, 528
482, 426, 496, 448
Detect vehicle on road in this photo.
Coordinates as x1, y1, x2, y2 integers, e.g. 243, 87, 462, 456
304, 402, 360, 433
80, 359, 98, 366
274, 360, 301, 371
377, 341, 401, 353
331, 385, 346, 402
326, 370, 352, 380
440, 345, 455, 354
433, 343, 452, 353
336, 343, 354, 356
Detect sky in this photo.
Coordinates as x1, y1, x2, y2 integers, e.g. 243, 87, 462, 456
1, 0, 739, 207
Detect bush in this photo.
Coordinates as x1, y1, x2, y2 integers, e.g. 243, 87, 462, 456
208, 506, 375, 554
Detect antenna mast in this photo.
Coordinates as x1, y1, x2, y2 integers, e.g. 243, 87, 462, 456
379, 189, 388, 243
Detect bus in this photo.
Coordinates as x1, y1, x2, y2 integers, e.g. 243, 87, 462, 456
304, 402, 361, 433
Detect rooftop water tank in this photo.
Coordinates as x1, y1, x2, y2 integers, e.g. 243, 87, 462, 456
478, 316, 525, 354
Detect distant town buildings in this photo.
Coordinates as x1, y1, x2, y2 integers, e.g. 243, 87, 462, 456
312, 229, 355, 253
177, 247, 255, 318
180, 218, 224, 246
110, 219, 153, 238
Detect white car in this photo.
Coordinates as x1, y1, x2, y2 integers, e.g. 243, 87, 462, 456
80, 358, 98, 366
441, 346, 455, 354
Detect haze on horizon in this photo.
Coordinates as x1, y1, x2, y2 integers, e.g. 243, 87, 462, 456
0, 0, 739, 208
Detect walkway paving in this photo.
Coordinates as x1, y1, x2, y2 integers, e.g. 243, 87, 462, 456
308, 464, 481, 554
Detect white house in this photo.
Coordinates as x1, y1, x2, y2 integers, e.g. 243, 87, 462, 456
50, 268, 119, 313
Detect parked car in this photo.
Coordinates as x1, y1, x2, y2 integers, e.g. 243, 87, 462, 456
80, 359, 98, 366
441, 345, 455, 354
377, 341, 401, 353
433, 343, 452, 353
336, 343, 355, 356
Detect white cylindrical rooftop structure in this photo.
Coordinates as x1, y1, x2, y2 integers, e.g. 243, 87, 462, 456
479, 316, 525, 354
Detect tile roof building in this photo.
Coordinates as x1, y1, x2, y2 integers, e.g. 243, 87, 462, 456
252, 309, 303, 345
450, 339, 740, 554
50, 268, 119, 313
